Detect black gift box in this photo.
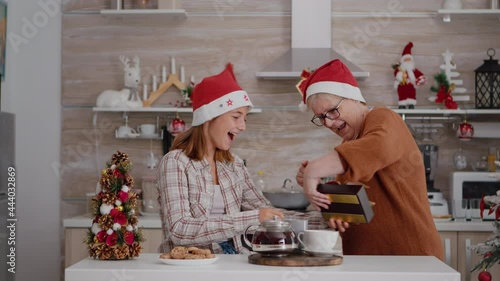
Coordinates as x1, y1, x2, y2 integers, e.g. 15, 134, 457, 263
317, 184, 374, 224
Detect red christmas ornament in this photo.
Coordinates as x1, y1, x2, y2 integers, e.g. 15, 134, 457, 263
124, 231, 135, 245
484, 252, 493, 258
105, 232, 118, 247
114, 213, 128, 225
169, 117, 186, 134
478, 271, 492, 281
96, 230, 107, 243
118, 191, 129, 202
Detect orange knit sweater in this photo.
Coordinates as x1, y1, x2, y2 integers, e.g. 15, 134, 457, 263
335, 107, 443, 260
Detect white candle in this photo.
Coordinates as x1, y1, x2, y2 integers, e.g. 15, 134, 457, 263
171, 57, 176, 74
190, 75, 195, 84
143, 84, 148, 101
162, 65, 167, 82
152, 75, 157, 92
180, 66, 185, 83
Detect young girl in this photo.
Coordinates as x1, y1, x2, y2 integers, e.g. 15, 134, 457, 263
157, 64, 289, 254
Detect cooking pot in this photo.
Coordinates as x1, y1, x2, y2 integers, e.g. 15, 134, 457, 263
263, 179, 310, 210
243, 217, 298, 256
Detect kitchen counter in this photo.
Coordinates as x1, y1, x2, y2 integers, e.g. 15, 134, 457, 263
63, 215, 497, 232
65, 253, 459, 281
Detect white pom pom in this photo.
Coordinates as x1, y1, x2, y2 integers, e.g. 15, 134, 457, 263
106, 229, 114, 235
110, 164, 116, 170
115, 199, 122, 206
91, 223, 102, 234
126, 225, 133, 232
129, 209, 135, 215
298, 102, 308, 112
113, 223, 121, 231
121, 185, 130, 192
100, 203, 113, 215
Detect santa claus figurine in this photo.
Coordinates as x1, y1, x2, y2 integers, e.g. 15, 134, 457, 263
393, 42, 427, 109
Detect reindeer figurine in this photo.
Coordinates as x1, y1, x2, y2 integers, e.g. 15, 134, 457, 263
96, 55, 143, 108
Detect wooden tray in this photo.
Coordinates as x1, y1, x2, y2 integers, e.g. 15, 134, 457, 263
248, 252, 343, 267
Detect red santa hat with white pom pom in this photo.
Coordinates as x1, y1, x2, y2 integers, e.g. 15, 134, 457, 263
296, 59, 365, 112
400, 42, 414, 62
191, 63, 253, 126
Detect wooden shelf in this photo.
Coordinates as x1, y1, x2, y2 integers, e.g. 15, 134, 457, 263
390, 107, 500, 115
100, 9, 187, 18
92, 107, 262, 113
437, 9, 500, 22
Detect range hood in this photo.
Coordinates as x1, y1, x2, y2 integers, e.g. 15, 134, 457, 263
255, 0, 369, 79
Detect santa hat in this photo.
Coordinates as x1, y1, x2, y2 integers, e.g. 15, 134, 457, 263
296, 59, 365, 112
191, 63, 253, 126
401, 42, 413, 61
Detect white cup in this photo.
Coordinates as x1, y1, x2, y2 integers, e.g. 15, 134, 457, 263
137, 124, 156, 136
117, 125, 137, 137
451, 199, 468, 222
297, 229, 340, 255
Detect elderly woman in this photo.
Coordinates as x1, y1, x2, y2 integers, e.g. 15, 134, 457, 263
295, 59, 443, 260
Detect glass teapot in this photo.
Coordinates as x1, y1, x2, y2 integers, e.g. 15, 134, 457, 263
243, 217, 298, 256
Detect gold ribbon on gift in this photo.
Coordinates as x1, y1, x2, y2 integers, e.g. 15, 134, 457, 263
327, 194, 360, 204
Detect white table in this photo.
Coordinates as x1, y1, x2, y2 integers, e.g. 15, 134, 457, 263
65, 253, 459, 281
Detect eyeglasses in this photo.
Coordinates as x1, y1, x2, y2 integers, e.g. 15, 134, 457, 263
310, 98, 345, 127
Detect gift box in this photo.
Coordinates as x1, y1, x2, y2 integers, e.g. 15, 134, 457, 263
317, 184, 374, 224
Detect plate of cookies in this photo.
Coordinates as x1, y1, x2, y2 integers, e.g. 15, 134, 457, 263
159, 246, 219, 266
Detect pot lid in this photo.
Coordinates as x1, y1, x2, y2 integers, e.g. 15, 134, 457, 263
262, 218, 291, 232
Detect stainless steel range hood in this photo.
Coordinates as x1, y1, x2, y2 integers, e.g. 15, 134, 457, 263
255, 0, 369, 80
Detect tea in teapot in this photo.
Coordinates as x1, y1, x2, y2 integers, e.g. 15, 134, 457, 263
243, 218, 298, 256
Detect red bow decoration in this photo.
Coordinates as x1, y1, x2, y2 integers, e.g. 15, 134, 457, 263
431, 72, 458, 109
296, 68, 312, 99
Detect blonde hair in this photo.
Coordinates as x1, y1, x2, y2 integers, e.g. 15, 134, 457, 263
170, 125, 234, 163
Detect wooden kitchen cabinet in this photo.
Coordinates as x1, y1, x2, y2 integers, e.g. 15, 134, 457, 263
439, 231, 500, 281
64, 228, 163, 268
438, 231, 458, 269
458, 232, 500, 281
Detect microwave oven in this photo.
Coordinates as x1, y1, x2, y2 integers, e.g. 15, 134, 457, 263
450, 171, 500, 220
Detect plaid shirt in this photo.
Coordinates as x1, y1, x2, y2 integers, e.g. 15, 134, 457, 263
156, 149, 325, 254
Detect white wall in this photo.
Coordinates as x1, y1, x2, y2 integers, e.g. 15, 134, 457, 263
1, 0, 61, 280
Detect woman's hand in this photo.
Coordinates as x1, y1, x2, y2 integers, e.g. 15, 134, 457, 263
303, 175, 331, 211
327, 218, 350, 232
258, 208, 284, 222
295, 160, 308, 187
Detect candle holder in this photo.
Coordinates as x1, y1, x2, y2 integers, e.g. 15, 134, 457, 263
474, 48, 500, 109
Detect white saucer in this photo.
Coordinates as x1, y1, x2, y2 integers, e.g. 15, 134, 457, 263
303, 248, 341, 257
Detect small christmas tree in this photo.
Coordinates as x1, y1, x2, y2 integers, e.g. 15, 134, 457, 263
85, 151, 144, 260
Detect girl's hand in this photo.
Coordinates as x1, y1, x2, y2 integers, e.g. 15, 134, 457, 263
259, 208, 284, 222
